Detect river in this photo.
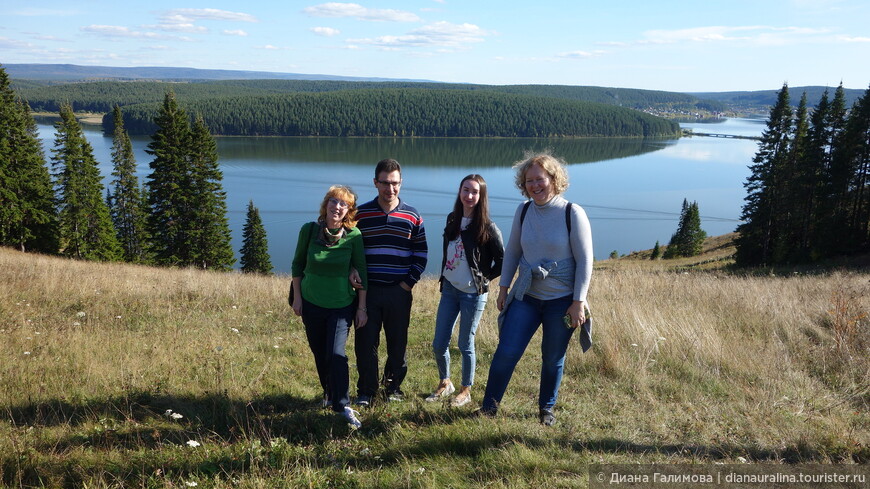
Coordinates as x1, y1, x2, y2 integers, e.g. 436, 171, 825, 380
34, 117, 765, 275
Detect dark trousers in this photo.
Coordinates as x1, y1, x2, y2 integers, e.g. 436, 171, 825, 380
354, 283, 413, 396
301, 298, 353, 412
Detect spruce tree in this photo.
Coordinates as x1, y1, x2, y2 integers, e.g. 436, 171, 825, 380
109, 105, 149, 263
187, 115, 235, 270
146, 91, 192, 265
663, 199, 689, 259
240, 200, 273, 274
51, 103, 121, 261
664, 199, 706, 258
736, 84, 793, 266
835, 84, 870, 252
0, 65, 58, 253
650, 240, 661, 260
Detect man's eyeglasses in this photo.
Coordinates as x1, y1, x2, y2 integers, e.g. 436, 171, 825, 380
376, 180, 402, 188
328, 197, 350, 208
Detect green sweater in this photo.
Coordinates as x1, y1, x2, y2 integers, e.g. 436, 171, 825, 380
291, 222, 368, 309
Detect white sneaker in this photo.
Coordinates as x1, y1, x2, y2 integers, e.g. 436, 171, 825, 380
343, 406, 362, 429
451, 391, 471, 407
425, 381, 455, 402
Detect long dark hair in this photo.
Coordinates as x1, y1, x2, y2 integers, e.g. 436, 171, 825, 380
445, 174, 491, 243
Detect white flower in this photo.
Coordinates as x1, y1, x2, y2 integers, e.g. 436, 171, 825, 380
115, 316, 122, 319
23, 351, 31, 355
73, 322, 81, 326
232, 305, 237, 309
171, 413, 183, 420
185, 482, 198, 487
76, 311, 86, 318
631, 343, 638, 347
737, 456, 748, 463
186, 440, 200, 447
165, 409, 174, 416
231, 328, 240, 334
273, 345, 279, 349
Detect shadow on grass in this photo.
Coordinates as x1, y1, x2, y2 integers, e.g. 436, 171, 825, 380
4, 393, 866, 487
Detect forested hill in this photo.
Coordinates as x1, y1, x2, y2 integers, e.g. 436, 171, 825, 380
111, 89, 680, 138
16, 79, 690, 137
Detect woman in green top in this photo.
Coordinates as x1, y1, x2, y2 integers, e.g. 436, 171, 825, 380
291, 185, 368, 429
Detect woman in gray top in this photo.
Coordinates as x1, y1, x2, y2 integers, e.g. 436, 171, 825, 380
479, 153, 593, 426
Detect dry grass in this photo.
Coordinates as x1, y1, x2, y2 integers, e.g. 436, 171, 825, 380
0, 245, 868, 487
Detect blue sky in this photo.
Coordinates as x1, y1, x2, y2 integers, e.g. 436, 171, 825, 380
2, 0, 868, 92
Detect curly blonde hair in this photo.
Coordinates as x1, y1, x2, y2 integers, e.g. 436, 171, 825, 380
513, 153, 570, 198
318, 185, 359, 228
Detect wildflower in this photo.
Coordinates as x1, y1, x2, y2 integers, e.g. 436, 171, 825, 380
164, 409, 174, 417
115, 316, 122, 319
76, 311, 86, 318
232, 305, 238, 309
231, 328, 240, 334
657, 337, 666, 341
186, 440, 200, 447
631, 343, 638, 347
185, 482, 198, 487
73, 322, 81, 327
171, 413, 183, 420
273, 345, 279, 349
23, 351, 31, 355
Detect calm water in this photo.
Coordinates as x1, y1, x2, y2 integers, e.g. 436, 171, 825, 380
35, 117, 765, 276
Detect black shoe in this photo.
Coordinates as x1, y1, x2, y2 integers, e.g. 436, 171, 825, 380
354, 395, 372, 407
539, 408, 556, 426
387, 389, 405, 402
473, 407, 497, 418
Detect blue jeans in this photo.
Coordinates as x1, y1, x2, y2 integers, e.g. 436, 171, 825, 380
482, 294, 575, 412
432, 281, 488, 387
301, 298, 353, 412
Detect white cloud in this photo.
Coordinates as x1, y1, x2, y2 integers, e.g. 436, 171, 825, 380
311, 26, 341, 36
837, 35, 870, 42
348, 21, 489, 49
557, 50, 605, 60
150, 23, 208, 34
640, 25, 831, 46
260, 45, 281, 50
223, 30, 249, 37
162, 8, 257, 23
10, 8, 78, 16
0, 37, 37, 50
80, 25, 188, 41
304, 3, 420, 22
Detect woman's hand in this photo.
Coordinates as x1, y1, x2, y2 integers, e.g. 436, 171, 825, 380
496, 286, 509, 311
349, 268, 363, 289
292, 300, 303, 317
565, 300, 587, 329
355, 309, 368, 329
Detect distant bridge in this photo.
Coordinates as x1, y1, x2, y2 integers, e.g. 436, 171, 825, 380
682, 130, 761, 141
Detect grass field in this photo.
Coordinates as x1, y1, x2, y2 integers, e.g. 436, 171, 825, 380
0, 240, 867, 488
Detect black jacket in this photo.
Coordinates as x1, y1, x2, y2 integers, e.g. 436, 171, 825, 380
439, 213, 504, 295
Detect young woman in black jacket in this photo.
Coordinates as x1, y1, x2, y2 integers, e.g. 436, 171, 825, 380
426, 174, 504, 407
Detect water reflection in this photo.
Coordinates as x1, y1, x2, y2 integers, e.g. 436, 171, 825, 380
216, 136, 672, 167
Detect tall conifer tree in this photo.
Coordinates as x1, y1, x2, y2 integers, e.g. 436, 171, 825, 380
146, 91, 192, 265
51, 104, 121, 261
108, 105, 149, 263
0, 65, 57, 252
187, 115, 235, 270
736, 84, 793, 266
240, 200, 272, 274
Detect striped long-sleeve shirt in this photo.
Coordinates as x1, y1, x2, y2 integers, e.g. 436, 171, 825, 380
356, 198, 428, 287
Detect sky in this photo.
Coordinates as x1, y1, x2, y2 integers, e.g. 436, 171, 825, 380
1, 0, 868, 92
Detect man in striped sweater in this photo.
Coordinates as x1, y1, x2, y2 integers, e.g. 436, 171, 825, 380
352, 158, 428, 405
